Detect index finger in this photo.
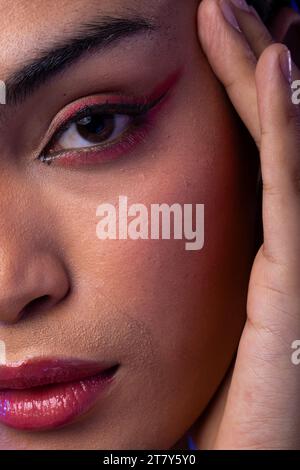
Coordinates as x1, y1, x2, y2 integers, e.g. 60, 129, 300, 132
197, 0, 274, 147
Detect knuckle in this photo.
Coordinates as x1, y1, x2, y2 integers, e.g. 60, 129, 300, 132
261, 181, 280, 196
263, 171, 300, 196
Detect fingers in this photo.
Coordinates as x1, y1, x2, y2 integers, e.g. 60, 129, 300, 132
198, 0, 300, 264
198, 0, 259, 144
197, 0, 274, 146
229, 0, 274, 57
256, 44, 300, 267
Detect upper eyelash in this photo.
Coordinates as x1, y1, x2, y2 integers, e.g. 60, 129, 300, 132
41, 94, 165, 154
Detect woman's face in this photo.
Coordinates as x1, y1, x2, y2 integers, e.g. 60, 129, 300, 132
0, 0, 258, 449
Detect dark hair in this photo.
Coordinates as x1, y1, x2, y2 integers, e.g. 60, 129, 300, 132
249, 0, 297, 22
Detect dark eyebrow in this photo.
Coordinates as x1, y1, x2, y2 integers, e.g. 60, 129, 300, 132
5, 15, 156, 106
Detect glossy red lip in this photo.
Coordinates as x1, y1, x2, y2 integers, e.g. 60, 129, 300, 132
0, 359, 119, 431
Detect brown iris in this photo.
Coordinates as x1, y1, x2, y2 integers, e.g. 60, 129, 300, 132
76, 114, 115, 143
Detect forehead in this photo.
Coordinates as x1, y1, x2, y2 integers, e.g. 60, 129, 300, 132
0, 0, 171, 34
0, 0, 176, 77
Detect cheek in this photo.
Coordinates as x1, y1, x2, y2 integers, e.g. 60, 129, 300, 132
53, 125, 256, 384
37, 62, 258, 432
48, 80, 256, 351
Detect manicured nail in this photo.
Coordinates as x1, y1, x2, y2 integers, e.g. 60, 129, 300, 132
279, 48, 292, 84
230, 0, 251, 11
219, 0, 241, 32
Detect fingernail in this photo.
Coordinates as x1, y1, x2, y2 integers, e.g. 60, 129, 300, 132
230, 0, 251, 11
219, 0, 241, 32
279, 48, 292, 84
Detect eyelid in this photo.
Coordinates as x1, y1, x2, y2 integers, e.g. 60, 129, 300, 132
36, 69, 183, 162
50, 98, 162, 146
36, 92, 165, 161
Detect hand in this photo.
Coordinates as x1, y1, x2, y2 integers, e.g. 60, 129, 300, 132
197, 0, 300, 449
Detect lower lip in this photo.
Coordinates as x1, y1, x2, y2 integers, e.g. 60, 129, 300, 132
0, 366, 118, 431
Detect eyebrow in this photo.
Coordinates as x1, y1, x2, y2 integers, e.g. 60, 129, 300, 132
5, 15, 156, 106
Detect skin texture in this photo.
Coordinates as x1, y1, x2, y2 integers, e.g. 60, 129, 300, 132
193, 0, 300, 449
0, 0, 298, 450
0, 0, 258, 450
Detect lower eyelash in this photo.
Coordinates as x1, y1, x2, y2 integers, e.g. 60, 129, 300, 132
40, 118, 153, 169
39, 83, 170, 169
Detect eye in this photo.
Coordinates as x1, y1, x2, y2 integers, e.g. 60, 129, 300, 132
52, 113, 132, 152
38, 96, 165, 167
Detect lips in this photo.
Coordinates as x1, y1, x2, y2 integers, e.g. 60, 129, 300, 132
0, 359, 119, 431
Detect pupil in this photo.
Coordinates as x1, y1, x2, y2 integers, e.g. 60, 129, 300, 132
77, 114, 115, 143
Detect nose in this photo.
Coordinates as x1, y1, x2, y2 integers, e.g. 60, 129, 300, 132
0, 166, 71, 324
0, 247, 69, 324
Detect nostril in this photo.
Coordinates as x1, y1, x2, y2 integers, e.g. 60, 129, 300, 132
0, 254, 70, 324
20, 295, 51, 319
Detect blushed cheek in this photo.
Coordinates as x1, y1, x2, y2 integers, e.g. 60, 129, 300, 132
39, 43, 258, 422
52, 75, 257, 352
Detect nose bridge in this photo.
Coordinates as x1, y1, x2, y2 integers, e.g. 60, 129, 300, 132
0, 169, 32, 233
0, 165, 56, 252
0, 175, 39, 276
0, 243, 41, 318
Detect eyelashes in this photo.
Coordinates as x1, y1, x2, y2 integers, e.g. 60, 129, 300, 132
38, 94, 165, 168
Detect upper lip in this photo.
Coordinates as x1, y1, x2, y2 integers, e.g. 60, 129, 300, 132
0, 358, 119, 390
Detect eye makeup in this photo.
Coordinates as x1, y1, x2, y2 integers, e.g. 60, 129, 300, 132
39, 99, 159, 168
38, 70, 182, 169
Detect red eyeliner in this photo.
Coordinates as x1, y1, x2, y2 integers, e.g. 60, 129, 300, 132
40, 69, 182, 168
54, 68, 182, 129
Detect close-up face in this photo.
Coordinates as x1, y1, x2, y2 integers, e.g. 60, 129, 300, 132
0, 0, 260, 449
